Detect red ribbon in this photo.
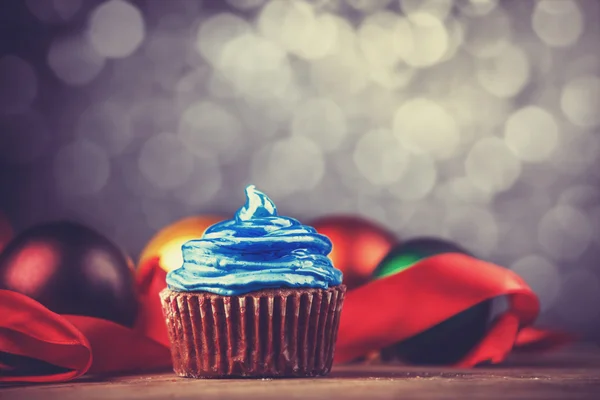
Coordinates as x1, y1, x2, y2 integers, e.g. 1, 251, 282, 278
0, 290, 91, 382
0, 254, 572, 383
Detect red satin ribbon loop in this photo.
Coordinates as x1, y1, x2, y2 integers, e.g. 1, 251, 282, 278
0, 252, 571, 383
0, 290, 92, 382
335, 253, 541, 365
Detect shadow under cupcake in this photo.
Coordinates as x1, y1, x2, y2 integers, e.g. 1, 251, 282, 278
160, 185, 346, 378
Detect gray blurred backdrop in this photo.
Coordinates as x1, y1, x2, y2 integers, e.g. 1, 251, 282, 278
0, 0, 599, 337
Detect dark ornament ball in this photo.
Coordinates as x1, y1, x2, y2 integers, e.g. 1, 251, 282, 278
373, 237, 492, 365
0, 220, 138, 327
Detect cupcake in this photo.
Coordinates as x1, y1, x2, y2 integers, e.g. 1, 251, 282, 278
160, 185, 345, 378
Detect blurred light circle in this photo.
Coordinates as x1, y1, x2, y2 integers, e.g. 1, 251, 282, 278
439, 83, 512, 139
358, 11, 413, 68
0, 111, 49, 164
434, 176, 493, 204
47, 34, 106, 86
455, 0, 498, 16
308, 0, 343, 12
393, 98, 459, 160
477, 44, 530, 98
360, 85, 405, 124
493, 199, 541, 260
555, 270, 600, 325
496, 226, 537, 261
346, 0, 392, 13
174, 67, 211, 107
236, 101, 282, 139
558, 185, 600, 210
226, 0, 266, 10
463, 7, 511, 58
441, 17, 465, 62
118, 157, 167, 199
400, 0, 453, 20
532, 0, 583, 48
258, 0, 338, 60
26, 0, 60, 22
138, 133, 195, 191
443, 206, 498, 256
291, 97, 347, 152
88, 0, 145, 58
257, 0, 305, 51
591, 206, 600, 245
402, 12, 448, 68
178, 101, 243, 163
144, 30, 188, 67
128, 97, 178, 140
53, 139, 110, 196
465, 137, 521, 194
538, 205, 592, 261
421, 56, 473, 99
76, 101, 133, 156
353, 128, 409, 186
196, 13, 252, 66
521, 166, 560, 190
172, 153, 223, 207
504, 106, 559, 163
25, 0, 82, 23
145, 0, 200, 22
53, 0, 83, 21
332, 146, 377, 194
560, 75, 600, 128
140, 198, 177, 232
565, 55, 600, 81
387, 154, 437, 201
552, 132, 600, 175
218, 34, 292, 100
297, 13, 340, 60
398, 200, 447, 238
310, 16, 369, 95
252, 136, 325, 198
370, 64, 416, 90
0, 55, 37, 115
108, 53, 153, 97
156, 13, 191, 31
207, 71, 238, 99
510, 255, 561, 311
112, 210, 152, 255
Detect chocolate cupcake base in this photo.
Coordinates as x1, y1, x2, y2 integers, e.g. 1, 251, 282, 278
160, 285, 346, 378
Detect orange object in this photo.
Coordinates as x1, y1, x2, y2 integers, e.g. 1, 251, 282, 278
312, 215, 398, 290
138, 215, 225, 273
135, 215, 223, 345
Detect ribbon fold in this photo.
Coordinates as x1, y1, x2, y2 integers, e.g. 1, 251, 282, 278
0, 254, 571, 383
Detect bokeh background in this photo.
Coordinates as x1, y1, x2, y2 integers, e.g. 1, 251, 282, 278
0, 0, 599, 338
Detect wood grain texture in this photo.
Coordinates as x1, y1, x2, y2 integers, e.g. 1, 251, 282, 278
1, 344, 599, 400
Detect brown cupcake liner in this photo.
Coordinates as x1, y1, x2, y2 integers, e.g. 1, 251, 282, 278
160, 285, 346, 378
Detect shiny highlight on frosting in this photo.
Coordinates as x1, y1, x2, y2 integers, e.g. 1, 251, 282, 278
166, 185, 343, 295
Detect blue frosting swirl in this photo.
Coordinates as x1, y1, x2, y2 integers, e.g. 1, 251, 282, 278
166, 185, 343, 295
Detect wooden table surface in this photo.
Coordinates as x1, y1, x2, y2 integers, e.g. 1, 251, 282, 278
1, 344, 599, 400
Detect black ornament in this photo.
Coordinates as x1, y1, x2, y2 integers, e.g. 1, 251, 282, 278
0, 221, 138, 327
374, 237, 493, 365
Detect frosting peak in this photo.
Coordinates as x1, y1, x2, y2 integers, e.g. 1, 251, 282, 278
166, 185, 343, 295
236, 185, 277, 222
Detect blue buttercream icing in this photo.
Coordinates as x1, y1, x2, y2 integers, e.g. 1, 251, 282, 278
166, 185, 343, 296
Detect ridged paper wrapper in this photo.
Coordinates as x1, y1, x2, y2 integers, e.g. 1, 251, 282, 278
160, 285, 346, 378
